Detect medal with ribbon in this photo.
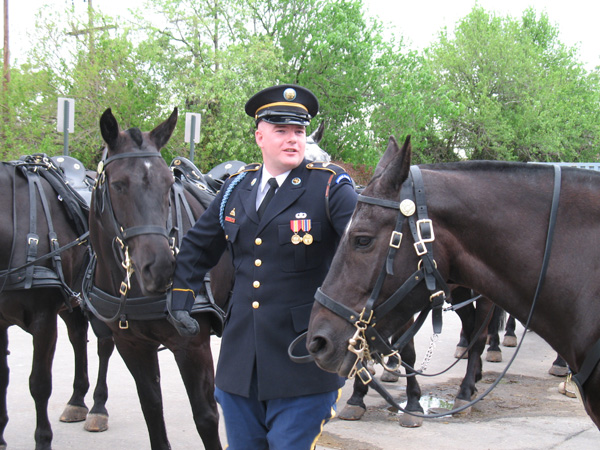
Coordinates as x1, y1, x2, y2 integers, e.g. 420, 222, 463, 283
290, 220, 302, 245
301, 219, 313, 245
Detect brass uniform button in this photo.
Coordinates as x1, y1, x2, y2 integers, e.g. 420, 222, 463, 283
255, 259, 262, 267
255, 238, 262, 245
252, 301, 260, 309
253, 281, 260, 288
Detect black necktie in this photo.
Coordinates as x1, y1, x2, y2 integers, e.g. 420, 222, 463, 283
257, 177, 278, 219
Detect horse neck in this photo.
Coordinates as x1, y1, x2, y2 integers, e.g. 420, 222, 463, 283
425, 165, 557, 321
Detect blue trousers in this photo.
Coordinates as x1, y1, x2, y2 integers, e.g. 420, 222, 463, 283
215, 384, 340, 450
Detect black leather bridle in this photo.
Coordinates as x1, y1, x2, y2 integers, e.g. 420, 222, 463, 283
84, 151, 175, 328
315, 166, 450, 382
312, 163, 571, 417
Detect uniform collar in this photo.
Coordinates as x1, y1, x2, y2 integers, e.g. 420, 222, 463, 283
259, 167, 291, 193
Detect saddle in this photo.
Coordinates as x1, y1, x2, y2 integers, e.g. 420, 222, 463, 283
50, 155, 95, 207
170, 157, 246, 209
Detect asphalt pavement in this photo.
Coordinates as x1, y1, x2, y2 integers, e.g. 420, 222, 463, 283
2, 310, 598, 449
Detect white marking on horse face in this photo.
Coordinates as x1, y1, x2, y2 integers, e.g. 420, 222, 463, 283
144, 160, 152, 172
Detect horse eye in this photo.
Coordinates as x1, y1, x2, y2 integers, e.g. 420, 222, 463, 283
110, 181, 126, 194
354, 235, 373, 249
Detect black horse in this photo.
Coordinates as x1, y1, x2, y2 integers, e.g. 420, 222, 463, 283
84, 108, 231, 449
307, 135, 600, 429
0, 156, 115, 449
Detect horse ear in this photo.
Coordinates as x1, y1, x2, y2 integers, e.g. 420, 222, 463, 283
379, 135, 412, 192
374, 136, 401, 177
99, 108, 120, 150
150, 107, 178, 150
310, 121, 325, 144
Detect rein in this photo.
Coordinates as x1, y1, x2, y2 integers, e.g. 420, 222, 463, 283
313, 164, 562, 418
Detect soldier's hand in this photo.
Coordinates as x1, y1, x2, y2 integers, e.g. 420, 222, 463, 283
168, 310, 200, 336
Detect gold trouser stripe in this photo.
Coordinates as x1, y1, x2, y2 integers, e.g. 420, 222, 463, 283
309, 388, 343, 450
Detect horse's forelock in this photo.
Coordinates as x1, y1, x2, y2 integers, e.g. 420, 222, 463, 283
126, 127, 144, 148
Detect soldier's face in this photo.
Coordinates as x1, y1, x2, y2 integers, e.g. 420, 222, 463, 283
256, 121, 306, 175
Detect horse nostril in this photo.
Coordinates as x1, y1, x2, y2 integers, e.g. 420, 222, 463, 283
307, 335, 329, 356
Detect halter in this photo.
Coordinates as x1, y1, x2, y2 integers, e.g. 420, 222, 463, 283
86, 151, 175, 327
315, 166, 450, 382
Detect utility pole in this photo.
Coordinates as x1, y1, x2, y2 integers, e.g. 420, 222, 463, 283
3, 0, 9, 91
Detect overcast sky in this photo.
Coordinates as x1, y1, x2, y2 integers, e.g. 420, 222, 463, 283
3, 0, 600, 70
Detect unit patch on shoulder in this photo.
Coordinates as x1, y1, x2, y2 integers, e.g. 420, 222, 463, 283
335, 173, 352, 185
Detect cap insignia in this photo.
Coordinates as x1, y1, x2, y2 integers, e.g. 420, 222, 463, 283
283, 88, 297, 101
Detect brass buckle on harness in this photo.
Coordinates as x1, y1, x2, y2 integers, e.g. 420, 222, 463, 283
358, 308, 374, 325
430, 290, 445, 303
389, 231, 402, 249
413, 219, 434, 256
356, 365, 373, 385
119, 281, 128, 296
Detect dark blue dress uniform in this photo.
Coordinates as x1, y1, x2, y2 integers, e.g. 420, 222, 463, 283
170, 84, 357, 449
170, 159, 357, 400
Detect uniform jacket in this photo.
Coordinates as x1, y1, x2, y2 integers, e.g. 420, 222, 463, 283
171, 159, 357, 400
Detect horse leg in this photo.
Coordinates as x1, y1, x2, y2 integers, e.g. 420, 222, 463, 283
549, 353, 569, 377
57, 307, 90, 423
115, 338, 170, 450
455, 328, 469, 359
503, 314, 518, 347
399, 337, 423, 428
453, 299, 491, 415
0, 328, 8, 449
451, 287, 475, 360
29, 315, 58, 450
171, 329, 222, 450
338, 377, 369, 421
485, 306, 504, 362
84, 317, 114, 432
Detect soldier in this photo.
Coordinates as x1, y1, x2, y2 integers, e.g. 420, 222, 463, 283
168, 84, 357, 449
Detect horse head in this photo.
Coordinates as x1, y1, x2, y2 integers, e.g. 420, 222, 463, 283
306, 135, 442, 377
90, 108, 178, 297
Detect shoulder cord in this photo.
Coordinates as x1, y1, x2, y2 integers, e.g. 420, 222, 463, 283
219, 171, 248, 229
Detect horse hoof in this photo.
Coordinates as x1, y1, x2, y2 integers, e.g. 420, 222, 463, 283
558, 381, 577, 398
454, 346, 468, 359
502, 336, 517, 347
548, 365, 569, 377
486, 350, 502, 362
380, 371, 399, 383
337, 404, 366, 421
84, 413, 109, 432
60, 404, 89, 423
452, 398, 472, 416
399, 413, 423, 428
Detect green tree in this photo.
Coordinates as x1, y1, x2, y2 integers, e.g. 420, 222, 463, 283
425, 6, 600, 162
